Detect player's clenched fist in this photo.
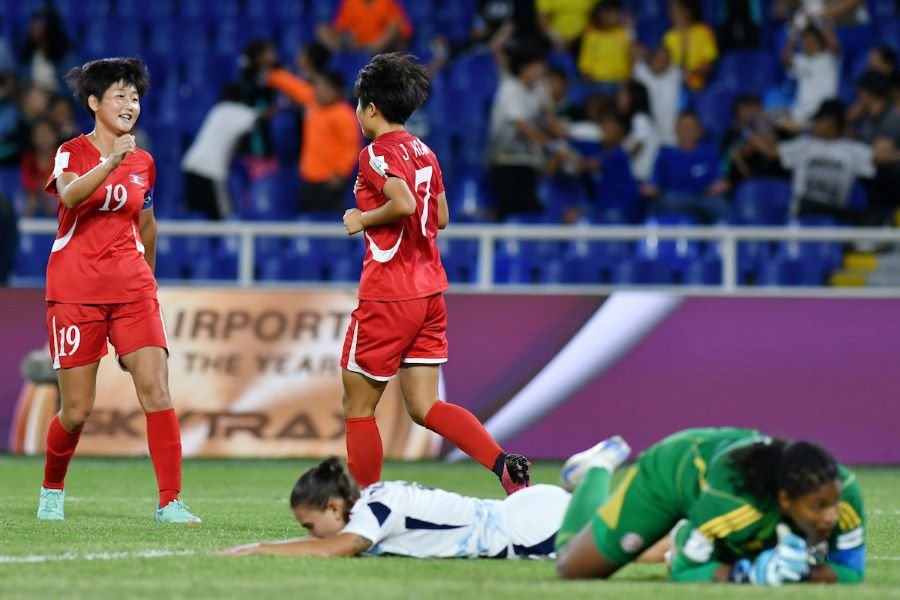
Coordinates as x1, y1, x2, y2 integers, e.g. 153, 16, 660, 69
109, 134, 136, 168
343, 208, 365, 235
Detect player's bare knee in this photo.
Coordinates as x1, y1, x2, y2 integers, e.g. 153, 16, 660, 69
60, 406, 91, 431
135, 380, 171, 412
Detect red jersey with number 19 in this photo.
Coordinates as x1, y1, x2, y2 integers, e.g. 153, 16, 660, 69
354, 130, 448, 301
44, 134, 158, 304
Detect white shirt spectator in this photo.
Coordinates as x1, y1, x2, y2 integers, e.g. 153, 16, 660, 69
625, 112, 661, 181
790, 52, 839, 123
634, 60, 681, 145
778, 136, 874, 209
181, 101, 259, 181
487, 74, 553, 168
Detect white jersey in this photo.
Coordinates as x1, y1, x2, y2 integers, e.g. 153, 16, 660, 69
340, 482, 570, 559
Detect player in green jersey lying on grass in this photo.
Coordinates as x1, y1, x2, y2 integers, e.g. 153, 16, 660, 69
555, 428, 865, 585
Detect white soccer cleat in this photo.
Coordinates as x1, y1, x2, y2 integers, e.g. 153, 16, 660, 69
560, 436, 631, 492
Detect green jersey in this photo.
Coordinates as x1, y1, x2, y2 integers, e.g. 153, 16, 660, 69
659, 429, 865, 583
588, 427, 865, 583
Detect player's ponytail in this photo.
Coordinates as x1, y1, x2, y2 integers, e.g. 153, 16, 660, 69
290, 457, 360, 519
729, 438, 839, 502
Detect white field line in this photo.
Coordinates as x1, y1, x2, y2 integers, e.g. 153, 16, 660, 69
0, 549, 196, 564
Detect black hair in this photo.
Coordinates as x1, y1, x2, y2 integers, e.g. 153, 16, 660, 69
673, 0, 702, 22
677, 109, 702, 125
729, 438, 840, 504
354, 52, 429, 125
622, 79, 651, 118
858, 70, 892, 99
602, 112, 632, 137
594, 0, 623, 15
732, 93, 761, 115
507, 43, 547, 77
802, 24, 827, 49
290, 457, 360, 519
239, 39, 275, 79
871, 45, 898, 70
319, 69, 345, 93
64, 58, 150, 118
219, 83, 243, 102
21, 7, 71, 64
303, 41, 332, 74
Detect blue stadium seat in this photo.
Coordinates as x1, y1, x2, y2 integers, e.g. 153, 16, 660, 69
877, 19, 900, 53
870, 0, 897, 20
757, 256, 825, 286
635, 215, 701, 275
82, 21, 144, 59
439, 238, 479, 283
279, 22, 318, 61
635, 17, 669, 47
14, 233, 53, 279
52, 0, 111, 26
116, 0, 175, 22
692, 85, 734, 144
716, 50, 779, 94
733, 178, 793, 225
213, 18, 276, 58
631, 0, 667, 21
684, 256, 723, 285
180, 0, 240, 21
612, 258, 675, 284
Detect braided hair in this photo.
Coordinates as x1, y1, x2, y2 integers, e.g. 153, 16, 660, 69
290, 457, 360, 521
729, 438, 839, 503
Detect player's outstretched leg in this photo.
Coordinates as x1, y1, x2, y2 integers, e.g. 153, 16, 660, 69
560, 436, 631, 492
37, 487, 65, 521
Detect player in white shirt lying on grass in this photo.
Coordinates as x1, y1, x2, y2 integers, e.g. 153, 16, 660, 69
218, 455, 587, 559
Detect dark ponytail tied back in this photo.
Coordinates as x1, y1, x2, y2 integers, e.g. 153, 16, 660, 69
290, 457, 360, 517
730, 438, 839, 503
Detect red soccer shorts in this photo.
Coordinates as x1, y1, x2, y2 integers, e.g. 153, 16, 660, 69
340, 293, 449, 381
46, 298, 169, 370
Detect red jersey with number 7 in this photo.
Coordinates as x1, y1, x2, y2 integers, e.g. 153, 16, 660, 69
44, 134, 158, 304
353, 130, 449, 301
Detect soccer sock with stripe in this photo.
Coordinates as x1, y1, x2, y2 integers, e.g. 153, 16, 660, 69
555, 467, 611, 551
423, 401, 503, 472
43, 414, 82, 490
345, 416, 383, 488
146, 408, 182, 507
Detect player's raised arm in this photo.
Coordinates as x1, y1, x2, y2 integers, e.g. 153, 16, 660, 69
56, 134, 135, 208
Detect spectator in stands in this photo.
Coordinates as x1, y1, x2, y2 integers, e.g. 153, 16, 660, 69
486, 43, 561, 221
781, 23, 840, 128
317, 0, 413, 54
865, 45, 897, 78
297, 42, 333, 79
181, 85, 261, 220
0, 33, 14, 75
663, 0, 718, 91
851, 72, 900, 225
19, 118, 59, 217
715, 0, 763, 51
47, 94, 78, 141
721, 94, 785, 186
577, 1, 633, 87
584, 113, 641, 223
266, 69, 361, 213
233, 40, 280, 180
618, 79, 660, 183
633, 45, 681, 145
547, 66, 583, 122
536, 0, 596, 52
0, 69, 28, 167
643, 111, 731, 223
18, 6, 75, 93
750, 99, 874, 223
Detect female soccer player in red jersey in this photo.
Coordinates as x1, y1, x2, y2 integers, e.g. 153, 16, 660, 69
339, 53, 530, 495
36, 58, 200, 524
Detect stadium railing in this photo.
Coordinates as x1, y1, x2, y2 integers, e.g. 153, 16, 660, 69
16, 218, 900, 294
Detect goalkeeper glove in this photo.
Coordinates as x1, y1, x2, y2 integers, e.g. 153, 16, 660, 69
730, 524, 810, 585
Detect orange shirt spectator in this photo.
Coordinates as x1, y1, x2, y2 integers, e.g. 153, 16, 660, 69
320, 0, 413, 53
267, 69, 361, 183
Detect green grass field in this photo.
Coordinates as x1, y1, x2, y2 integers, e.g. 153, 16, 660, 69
1, 456, 898, 600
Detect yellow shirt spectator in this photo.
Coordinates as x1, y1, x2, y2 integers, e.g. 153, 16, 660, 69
578, 26, 631, 83
663, 23, 718, 89
537, 0, 598, 42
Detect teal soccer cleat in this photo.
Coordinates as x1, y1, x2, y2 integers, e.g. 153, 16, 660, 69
560, 436, 632, 492
37, 487, 65, 520
155, 499, 202, 524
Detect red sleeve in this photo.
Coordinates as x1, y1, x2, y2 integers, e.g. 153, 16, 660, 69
45, 139, 81, 194
358, 142, 402, 194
